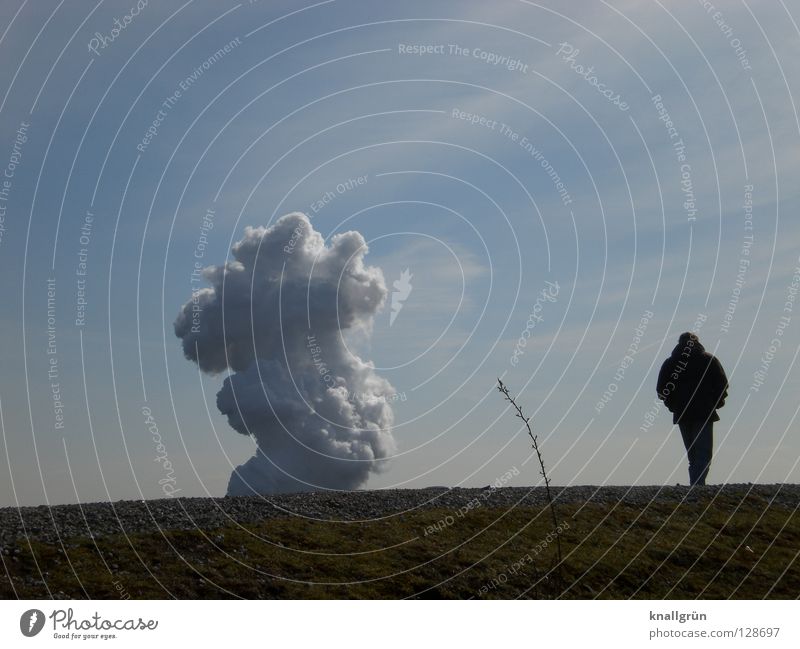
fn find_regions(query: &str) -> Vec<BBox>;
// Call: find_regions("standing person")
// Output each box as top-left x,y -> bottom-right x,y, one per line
657,332 -> 728,486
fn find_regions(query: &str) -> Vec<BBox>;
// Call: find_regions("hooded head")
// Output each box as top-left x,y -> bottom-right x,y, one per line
674,331 -> 704,356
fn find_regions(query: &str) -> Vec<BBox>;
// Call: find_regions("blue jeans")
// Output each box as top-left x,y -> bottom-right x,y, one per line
678,420 -> 713,486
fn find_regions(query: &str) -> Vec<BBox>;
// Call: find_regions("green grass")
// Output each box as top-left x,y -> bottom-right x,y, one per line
2,492 -> 798,599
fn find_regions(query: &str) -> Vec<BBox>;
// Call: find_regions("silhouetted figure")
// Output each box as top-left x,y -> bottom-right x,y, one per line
657,332 -> 728,486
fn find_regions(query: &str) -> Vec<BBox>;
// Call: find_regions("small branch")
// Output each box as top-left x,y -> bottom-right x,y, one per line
497,378 -> 562,566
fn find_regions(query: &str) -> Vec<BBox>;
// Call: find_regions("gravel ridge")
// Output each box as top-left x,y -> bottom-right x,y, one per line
1,484 -> 797,548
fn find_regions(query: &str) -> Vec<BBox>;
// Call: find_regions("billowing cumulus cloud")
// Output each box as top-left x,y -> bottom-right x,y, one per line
175,212 -> 396,495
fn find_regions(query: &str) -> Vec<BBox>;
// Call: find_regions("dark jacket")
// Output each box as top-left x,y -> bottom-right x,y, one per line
657,340 -> 728,424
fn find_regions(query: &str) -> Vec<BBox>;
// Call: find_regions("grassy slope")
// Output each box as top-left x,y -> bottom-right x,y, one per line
2,492 -> 798,599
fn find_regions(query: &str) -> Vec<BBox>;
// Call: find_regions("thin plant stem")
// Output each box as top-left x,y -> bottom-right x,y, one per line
497,378 -> 563,566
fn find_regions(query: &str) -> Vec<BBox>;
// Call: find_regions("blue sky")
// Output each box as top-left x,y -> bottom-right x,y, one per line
1,0 -> 799,505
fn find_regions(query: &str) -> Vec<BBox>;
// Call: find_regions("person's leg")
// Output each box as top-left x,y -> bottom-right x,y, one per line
694,420 -> 713,486
678,421 -> 701,485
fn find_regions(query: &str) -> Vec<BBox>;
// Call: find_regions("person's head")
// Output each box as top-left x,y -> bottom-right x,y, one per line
678,331 -> 702,353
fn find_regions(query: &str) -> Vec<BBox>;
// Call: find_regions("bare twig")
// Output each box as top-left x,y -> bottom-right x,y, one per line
496,378 -> 562,566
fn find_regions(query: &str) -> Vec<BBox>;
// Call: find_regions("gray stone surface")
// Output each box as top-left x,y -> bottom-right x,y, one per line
1,484 -> 797,548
